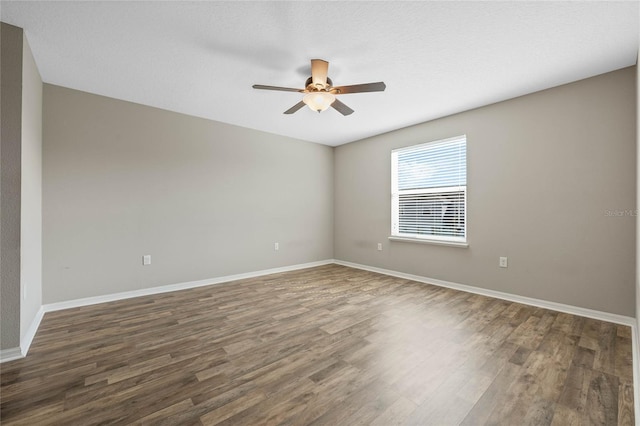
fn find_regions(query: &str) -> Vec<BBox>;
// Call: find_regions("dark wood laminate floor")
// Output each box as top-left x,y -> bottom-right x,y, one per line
0,264 -> 635,425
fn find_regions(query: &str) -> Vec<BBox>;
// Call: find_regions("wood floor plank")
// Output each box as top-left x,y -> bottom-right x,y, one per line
307,378 -> 399,426
586,371 -> 620,425
199,389 -> 266,425
618,381 -> 635,426
0,264 -> 633,425
557,364 -> 592,415
370,396 -> 418,426
460,361 -> 523,425
131,398 -> 195,425
521,395 -> 556,426
214,377 -> 317,426
550,403 -> 582,426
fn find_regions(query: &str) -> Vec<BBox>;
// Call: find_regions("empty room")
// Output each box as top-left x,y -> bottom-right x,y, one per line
1,1 -> 639,425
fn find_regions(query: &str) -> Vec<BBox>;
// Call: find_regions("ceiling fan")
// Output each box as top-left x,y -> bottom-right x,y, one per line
252,59 -> 386,116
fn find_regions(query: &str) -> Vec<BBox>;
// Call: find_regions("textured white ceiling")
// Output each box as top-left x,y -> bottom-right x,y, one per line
2,1 -> 638,146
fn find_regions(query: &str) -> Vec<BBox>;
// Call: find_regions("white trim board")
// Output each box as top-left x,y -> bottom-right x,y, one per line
0,307 -> 45,363
334,259 -> 636,327
43,259 -> 335,313
0,347 -> 23,363
21,306 -> 45,356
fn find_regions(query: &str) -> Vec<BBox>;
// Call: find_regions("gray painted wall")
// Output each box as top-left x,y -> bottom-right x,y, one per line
636,50 -> 639,332
42,85 -> 333,303
1,23 -> 23,350
20,32 -> 43,342
0,23 -> 43,352
334,67 -> 636,317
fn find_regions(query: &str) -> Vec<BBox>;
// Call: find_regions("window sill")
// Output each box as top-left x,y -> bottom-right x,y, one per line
388,236 -> 469,248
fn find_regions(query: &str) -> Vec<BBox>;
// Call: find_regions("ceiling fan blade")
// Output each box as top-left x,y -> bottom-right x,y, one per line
253,84 -> 304,93
311,59 -> 329,87
331,82 -> 386,94
283,101 -> 306,114
331,99 -> 354,116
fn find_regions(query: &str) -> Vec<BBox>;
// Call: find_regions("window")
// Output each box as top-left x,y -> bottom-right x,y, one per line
391,135 -> 467,244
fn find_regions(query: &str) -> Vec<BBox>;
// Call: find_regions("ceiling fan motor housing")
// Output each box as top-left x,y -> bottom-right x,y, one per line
305,77 -> 333,91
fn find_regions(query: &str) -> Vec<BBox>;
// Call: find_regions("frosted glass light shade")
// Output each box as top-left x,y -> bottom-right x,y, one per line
303,92 -> 336,112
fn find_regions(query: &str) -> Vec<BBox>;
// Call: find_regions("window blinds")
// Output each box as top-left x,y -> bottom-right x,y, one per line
392,135 -> 467,242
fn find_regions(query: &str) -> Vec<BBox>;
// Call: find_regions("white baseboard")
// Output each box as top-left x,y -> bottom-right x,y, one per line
334,260 -> 636,326
21,306 -> 45,356
0,347 -> 23,363
43,259 -> 335,313
0,306 -> 45,364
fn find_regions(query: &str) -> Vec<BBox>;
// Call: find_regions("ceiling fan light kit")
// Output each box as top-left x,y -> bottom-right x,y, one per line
303,92 -> 336,112
253,59 -> 386,116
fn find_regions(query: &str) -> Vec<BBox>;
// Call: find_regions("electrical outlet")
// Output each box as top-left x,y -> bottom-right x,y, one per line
377,243 -> 383,251
499,257 -> 508,268
143,255 -> 151,266
274,242 -> 279,251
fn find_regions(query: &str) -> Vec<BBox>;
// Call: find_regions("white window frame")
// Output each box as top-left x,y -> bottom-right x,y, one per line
391,135 -> 467,247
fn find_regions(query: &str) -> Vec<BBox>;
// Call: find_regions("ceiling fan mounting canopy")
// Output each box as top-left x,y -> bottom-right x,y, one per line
252,59 -> 386,115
